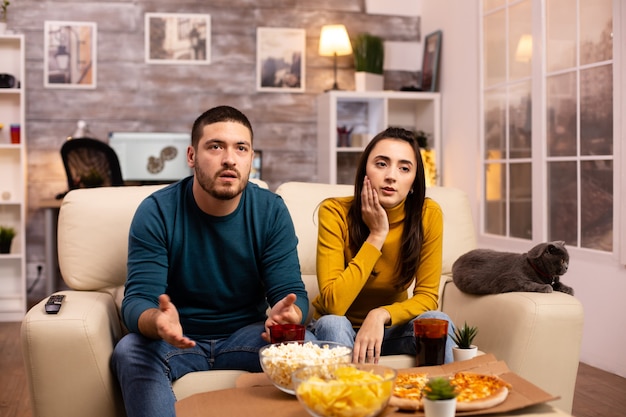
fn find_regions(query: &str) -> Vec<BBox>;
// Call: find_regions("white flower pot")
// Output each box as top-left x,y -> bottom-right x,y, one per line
354,72 -> 383,91
452,345 -> 478,362
423,397 -> 457,417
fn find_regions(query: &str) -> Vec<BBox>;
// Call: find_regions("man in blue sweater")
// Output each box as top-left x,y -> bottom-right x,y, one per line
111,105 -> 310,417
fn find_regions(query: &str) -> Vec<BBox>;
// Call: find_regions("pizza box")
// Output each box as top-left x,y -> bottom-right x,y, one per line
175,353 -> 559,417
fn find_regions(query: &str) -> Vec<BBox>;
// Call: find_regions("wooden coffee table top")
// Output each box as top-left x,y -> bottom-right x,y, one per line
176,354 -> 571,417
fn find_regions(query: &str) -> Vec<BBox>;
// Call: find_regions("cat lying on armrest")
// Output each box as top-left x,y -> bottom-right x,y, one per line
452,241 -> 574,296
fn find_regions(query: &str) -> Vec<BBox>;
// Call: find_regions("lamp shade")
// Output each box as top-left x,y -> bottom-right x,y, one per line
319,24 -> 353,57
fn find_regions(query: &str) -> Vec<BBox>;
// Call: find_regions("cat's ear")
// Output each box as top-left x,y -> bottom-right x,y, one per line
547,244 -> 560,255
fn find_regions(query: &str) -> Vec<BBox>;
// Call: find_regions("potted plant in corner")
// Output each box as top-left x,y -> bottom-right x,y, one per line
422,377 -> 458,417
352,33 -> 384,91
0,1 -> 10,34
451,321 -> 479,362
0,225 -> 15,254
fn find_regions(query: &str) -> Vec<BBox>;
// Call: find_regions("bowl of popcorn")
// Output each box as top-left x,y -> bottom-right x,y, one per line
258,341 -> 352,395
292,363 -> 397,417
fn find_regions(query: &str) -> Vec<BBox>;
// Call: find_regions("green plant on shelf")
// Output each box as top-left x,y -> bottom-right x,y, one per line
352,33 -> 384,75
0,225 -> 15,253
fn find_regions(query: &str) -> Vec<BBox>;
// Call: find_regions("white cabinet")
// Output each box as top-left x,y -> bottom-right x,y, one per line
0,34 -> 26,321
317,91 -> 441,185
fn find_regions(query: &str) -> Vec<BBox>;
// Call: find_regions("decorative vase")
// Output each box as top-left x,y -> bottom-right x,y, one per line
354,72 -> 383,91
423,397 -> 457,417
0,22 -> 7,35
452,345 -> 478,362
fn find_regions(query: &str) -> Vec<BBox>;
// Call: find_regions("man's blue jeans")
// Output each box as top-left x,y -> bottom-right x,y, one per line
309,310 -> 456,363
111,322 -> 315,417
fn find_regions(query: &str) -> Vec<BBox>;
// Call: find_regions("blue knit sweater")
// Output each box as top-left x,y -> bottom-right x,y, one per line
121,177 -> 308,339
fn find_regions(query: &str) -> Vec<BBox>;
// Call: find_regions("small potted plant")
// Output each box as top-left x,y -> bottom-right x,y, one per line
0,1 -> 10,34
451,321 -> 479,362
352,33 -> 384,91
422,377 -> 458,417
0,225 -> 15,254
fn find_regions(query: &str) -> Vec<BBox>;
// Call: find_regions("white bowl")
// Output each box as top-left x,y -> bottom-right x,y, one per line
292,363 -> 397,417
259,341 -> 352,395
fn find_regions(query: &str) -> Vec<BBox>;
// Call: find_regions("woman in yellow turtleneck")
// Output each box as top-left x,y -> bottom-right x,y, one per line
310,127 -> 455,364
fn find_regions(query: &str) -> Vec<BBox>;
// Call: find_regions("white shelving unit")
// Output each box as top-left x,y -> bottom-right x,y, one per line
317,90 -> 441,185
0,34 -> 27,321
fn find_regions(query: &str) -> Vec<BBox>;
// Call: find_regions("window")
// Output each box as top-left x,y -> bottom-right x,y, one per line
482,0 -> 533,240
481,0 -> 614,252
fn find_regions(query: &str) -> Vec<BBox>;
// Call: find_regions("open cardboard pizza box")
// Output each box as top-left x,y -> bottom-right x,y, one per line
175,353 -> 559,417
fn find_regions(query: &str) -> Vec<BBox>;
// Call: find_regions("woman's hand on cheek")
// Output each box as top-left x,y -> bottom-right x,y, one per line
361,177 -> 389,249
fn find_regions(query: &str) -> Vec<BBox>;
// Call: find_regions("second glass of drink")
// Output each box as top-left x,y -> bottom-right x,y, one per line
414,318 -> 448,366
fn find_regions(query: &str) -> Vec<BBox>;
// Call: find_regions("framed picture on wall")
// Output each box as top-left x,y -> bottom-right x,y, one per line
145,13 -> 211,64
420,30 -> 442,92
256,27 -> 305,92
44,21 -> 97,89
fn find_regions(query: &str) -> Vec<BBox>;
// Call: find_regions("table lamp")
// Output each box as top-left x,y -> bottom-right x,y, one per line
319,24 -> 353,90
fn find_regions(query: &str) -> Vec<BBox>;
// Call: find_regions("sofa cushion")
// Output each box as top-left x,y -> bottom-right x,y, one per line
58,184 -> 167,291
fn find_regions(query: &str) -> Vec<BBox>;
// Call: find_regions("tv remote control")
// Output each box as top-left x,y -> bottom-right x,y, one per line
45,294 -> 65,314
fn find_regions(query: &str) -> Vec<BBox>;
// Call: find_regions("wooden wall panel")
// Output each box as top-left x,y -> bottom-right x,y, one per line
5,0 -> 420,280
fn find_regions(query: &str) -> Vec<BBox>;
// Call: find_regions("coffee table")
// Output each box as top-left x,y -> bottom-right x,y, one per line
175,385 -> 573,417
175,354 -> 573,417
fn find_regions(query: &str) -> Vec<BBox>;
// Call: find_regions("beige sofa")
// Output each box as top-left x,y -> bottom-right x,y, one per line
21,181 -> 584,417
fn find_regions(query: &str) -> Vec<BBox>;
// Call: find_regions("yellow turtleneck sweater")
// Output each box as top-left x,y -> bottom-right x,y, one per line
312,196 -> 443,327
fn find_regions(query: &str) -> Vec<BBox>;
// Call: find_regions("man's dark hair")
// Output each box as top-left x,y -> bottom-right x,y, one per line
191,105 -> 253,148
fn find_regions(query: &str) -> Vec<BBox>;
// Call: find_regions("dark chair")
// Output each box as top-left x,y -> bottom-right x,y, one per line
60,138 -> 124,192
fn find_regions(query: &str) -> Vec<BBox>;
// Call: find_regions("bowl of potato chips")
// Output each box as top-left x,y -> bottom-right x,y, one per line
259,341 -> 352,395
292,363 -> 397,417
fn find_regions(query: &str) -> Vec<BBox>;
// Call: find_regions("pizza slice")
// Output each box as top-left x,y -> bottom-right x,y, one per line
389,371 -> 511,412
389,372 -> 429,410
452,372 -> 511,411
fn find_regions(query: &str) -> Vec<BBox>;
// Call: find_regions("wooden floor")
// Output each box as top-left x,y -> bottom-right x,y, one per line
1,320 -> 625,417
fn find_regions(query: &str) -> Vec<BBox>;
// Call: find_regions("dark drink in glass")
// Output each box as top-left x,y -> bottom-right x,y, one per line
416,334 -> 447,366
413,318 -> 448,366
269,323 -> 305,343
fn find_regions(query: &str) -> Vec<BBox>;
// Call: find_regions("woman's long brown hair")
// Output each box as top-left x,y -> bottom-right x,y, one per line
347,127 -> 426,289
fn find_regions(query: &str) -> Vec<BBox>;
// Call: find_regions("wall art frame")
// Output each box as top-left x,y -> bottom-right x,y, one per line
256,27 -> 305,92
145,13 -> 211,65
421,30 -> 442,92
44,21 -> 97,89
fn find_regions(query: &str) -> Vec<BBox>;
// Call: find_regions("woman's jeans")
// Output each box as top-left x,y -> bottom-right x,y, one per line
309,310 -> 456,364
111,322 -> 314,417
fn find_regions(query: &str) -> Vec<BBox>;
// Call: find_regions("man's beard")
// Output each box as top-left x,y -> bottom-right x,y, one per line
194,165 -> 248,200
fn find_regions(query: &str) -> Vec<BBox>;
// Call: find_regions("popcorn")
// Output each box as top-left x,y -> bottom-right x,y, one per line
259,341 -> 352,393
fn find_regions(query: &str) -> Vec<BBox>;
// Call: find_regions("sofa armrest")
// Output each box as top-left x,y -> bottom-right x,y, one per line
21,290 -> 126,417
440,282 -> 583,414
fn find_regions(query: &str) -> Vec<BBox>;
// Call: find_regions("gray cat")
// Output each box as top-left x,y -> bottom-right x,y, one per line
452,241 -> 573,295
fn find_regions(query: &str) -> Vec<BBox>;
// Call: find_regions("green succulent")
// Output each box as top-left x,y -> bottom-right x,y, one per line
451,321 -> 479,349
422,377 -> 458,401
